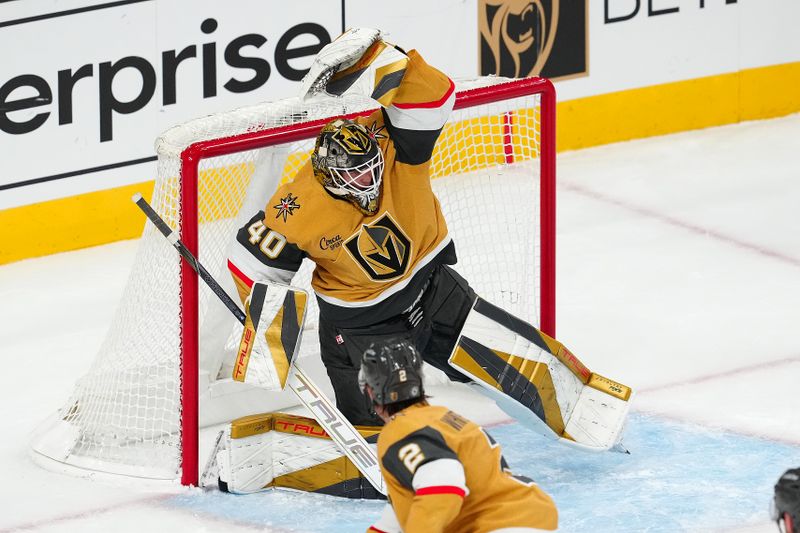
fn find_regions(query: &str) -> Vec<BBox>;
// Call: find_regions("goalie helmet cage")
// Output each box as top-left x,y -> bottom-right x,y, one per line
31,76 -> 555,486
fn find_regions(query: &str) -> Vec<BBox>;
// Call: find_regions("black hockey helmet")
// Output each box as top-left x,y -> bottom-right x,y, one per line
311,118 -> 384,215
773,468 -> 800,532
359,338 -> 424,406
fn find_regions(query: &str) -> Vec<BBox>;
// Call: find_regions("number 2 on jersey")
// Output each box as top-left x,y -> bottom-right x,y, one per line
398,442 -> 426,473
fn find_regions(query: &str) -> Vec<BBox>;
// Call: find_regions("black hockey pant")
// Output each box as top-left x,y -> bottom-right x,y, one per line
317,265 -> 475,426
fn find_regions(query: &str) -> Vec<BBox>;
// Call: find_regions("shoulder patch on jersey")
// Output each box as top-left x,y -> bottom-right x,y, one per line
383,426 -> 457,490
365,121 -> 387,141
273,193 -> 301,222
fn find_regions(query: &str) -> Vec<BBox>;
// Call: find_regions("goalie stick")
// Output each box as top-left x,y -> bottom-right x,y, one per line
132,193 -> 386,495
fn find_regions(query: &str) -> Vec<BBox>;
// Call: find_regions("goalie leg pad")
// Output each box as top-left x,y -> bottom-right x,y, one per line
449,298 -> 633,451
232,282 -> 308,390
206,412 -> 385,499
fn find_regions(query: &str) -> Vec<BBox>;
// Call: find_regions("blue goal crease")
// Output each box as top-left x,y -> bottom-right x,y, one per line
166,413 -> 800,533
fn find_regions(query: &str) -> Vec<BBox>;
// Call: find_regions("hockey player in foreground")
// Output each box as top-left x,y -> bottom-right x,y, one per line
228,28 -> 632,452
361,339 -> 558,533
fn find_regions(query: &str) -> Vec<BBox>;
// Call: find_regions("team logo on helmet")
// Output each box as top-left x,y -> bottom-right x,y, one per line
359,338 -> 425,406
345,213 -> 411,281
332,124 -> 373,155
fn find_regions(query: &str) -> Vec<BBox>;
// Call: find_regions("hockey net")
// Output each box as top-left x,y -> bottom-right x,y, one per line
31,76 -> 555,485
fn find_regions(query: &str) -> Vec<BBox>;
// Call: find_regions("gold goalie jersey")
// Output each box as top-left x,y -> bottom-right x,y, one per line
228,49 -> 458,326
369,403 -> 558,533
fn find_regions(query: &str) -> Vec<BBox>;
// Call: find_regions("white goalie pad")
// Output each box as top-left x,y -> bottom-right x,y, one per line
201,413 -> 382,497
449,298 -> 633,452
231,282 -> 308,390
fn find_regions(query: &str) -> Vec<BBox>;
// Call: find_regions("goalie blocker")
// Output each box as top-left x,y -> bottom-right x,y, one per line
450,297 -> 632,451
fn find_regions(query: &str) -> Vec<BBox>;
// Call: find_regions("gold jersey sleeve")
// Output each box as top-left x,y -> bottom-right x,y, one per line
377,403 -> 558,533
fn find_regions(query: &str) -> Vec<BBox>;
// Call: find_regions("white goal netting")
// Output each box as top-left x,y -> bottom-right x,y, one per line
31,76 -> 553,483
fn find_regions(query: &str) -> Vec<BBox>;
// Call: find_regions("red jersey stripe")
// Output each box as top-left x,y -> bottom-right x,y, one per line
415,485 -> 466,498
227,259 -> 254,288
392,79 -> 455,109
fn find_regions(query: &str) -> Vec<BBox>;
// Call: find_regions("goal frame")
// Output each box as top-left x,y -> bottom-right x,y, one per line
177,76 -> 556,485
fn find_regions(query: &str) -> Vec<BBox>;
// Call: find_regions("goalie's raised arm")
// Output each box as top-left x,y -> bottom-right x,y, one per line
300,28 -> 455,135
308,28 -> 456,168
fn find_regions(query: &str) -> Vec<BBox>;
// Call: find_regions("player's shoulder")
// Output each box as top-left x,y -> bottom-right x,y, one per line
379,404 -> 447,444
265,165 -> 326,232
355,111 -> 390,147
379,406 -> 462,485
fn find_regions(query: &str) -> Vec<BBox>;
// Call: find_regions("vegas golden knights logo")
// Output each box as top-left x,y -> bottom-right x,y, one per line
345,213 -> 411,281
334,125 -> 372,155
479,0 -> 587,80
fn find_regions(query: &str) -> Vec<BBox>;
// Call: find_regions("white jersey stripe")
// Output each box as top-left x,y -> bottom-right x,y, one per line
412,458 -> 468,496
228,239 -> 295,285
385,89 -> 456,131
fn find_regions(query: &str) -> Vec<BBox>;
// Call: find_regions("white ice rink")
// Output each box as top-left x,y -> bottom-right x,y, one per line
1,113 -> 799,532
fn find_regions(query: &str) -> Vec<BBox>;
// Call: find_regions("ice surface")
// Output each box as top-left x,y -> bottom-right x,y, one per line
2,113 -> 799,532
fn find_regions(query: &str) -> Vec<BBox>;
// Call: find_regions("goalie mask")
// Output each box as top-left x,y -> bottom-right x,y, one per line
359,339 -> 424,406
312,119 -> 384,215
773,468 -> 800,533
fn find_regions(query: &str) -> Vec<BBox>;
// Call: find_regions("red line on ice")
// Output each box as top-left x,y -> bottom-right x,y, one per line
561,181 -> 800,269
638,355 -> 800,394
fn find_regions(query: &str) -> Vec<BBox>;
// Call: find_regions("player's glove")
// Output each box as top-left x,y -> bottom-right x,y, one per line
299,27 -> 408,106
300,27 -> 384,99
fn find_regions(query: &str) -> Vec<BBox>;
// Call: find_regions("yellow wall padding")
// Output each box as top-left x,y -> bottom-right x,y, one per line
0,181 -> 154,265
